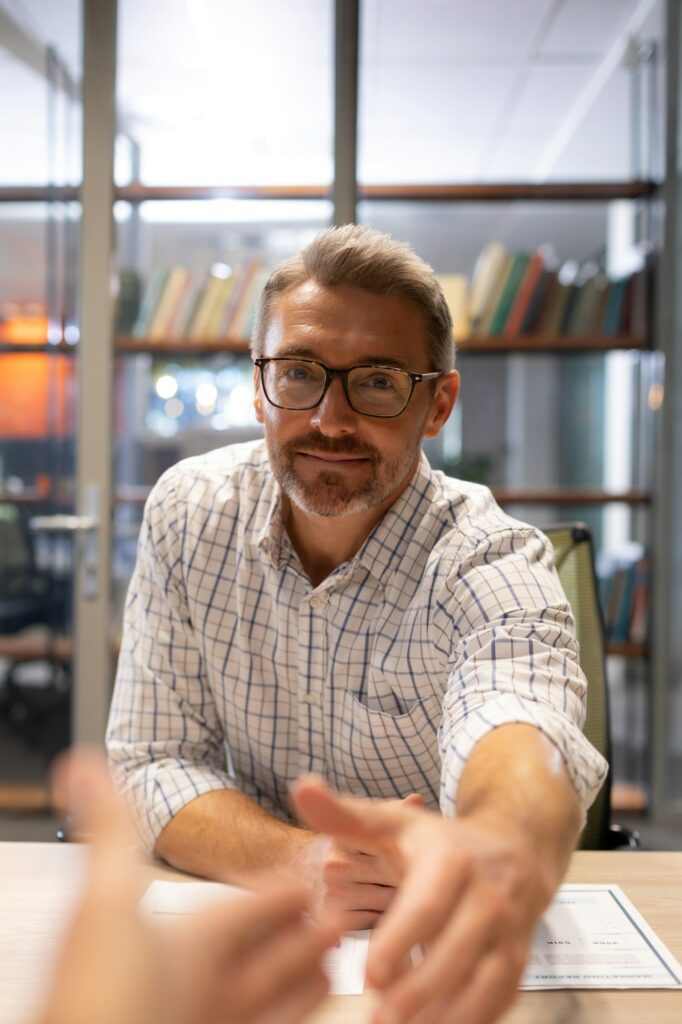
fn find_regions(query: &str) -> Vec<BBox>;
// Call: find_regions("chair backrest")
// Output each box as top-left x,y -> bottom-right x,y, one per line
543,522 -> 611,850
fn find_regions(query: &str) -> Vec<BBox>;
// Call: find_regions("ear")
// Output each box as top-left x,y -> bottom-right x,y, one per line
253,362 -> 265,424
422,370 -> 459,439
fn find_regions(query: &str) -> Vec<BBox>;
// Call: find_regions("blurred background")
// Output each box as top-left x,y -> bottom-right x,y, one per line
0,0 -> 681,847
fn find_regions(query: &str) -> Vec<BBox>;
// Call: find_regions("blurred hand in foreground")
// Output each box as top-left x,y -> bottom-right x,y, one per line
38,749 -> 340,1024
292,773 -> 561,1024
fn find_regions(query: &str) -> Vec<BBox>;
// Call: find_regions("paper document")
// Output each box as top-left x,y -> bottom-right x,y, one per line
141,880 -> 369,995
521,884 -> 682,989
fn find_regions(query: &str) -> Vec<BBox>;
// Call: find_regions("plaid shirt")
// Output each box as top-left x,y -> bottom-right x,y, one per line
107,440 -> 607,852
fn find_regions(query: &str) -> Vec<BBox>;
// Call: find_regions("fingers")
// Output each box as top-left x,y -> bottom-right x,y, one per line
366,847 -> 473,988
51,747 -> 134,850
370,885 -> 510,1021
190,889 -> 340,1024
50,748 -> 139,899
395,949 -> 523,1024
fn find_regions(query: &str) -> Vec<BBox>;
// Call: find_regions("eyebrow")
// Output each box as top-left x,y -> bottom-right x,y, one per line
274,344 -> 410,370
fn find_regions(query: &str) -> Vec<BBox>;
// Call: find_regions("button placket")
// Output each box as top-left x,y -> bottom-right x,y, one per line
296,592 -> 328,775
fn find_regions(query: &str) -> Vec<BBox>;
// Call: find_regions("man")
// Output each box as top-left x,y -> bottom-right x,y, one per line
108,224 -> 607,1023
38,750 -> 339,1024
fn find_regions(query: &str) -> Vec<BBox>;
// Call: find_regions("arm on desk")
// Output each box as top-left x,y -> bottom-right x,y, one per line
292,723 -> 583,1024
155,787 -> 422,929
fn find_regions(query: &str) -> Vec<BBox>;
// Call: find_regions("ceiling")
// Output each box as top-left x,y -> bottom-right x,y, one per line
0,0 -> 666,186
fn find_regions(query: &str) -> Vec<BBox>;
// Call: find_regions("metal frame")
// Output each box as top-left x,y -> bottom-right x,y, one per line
651,1 -> 682,815
73,0 -> 117,744
333,0 -> 359,225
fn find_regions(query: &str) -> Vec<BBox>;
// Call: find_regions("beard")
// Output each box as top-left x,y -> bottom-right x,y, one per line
265,430 -> 421,518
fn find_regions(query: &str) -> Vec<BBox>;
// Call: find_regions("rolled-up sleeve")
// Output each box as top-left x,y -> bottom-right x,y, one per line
107,472 -> 237,853
437,526 -> 609,818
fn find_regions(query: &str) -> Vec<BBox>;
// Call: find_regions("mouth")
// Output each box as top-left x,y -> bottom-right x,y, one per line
297,451 -> 369,464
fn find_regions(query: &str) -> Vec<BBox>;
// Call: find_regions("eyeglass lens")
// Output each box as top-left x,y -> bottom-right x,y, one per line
262,360 -> 412,416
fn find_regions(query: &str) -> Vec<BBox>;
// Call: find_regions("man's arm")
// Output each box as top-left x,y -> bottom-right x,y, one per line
292,722 -> 583,1024
155,787 -> 419,929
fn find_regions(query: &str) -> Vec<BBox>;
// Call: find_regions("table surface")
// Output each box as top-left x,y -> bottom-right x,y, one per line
0,844 -> 680,1024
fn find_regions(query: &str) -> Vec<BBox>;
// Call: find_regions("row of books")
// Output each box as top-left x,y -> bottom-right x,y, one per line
597,546 -> 650,647
129,260 -> 269,342
436,242 -> 652,341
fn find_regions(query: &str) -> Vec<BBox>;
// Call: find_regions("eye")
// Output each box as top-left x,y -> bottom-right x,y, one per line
356,370 -> 399,391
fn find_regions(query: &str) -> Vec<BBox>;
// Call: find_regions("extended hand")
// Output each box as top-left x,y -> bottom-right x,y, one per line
40,751 -> 340,1024
291,792 -> 424,930
292,775 -> 555,1024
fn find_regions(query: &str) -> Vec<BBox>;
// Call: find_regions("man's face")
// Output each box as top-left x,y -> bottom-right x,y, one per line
254,281 -> 458,518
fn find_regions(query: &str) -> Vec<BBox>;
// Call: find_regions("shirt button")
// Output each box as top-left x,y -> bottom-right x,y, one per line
301,692 -> 319,705
309,594 -> 327,609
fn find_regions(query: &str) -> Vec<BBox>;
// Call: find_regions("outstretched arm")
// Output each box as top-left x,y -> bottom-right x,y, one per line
292,722 -> 582,1024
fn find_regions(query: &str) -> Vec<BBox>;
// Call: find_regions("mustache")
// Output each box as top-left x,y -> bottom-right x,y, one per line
281,434 -> 380,463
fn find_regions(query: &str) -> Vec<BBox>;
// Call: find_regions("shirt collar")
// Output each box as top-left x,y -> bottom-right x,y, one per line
354,451 -> 437,584
256,449 -> 437,580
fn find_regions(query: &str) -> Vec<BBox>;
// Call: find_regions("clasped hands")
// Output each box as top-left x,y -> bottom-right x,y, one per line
290,776 -> 556,1024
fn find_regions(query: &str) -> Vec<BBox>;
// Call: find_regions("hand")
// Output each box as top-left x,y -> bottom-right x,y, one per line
38,750 -> 340,1024
292,775 -> 555,1024
291,793 -> 424,930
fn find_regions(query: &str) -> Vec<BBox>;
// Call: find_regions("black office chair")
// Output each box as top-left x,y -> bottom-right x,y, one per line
544,522 -> 640,850
0,502 -> 71,753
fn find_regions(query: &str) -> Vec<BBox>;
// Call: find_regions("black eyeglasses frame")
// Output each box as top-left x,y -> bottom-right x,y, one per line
253,355 -> 444,419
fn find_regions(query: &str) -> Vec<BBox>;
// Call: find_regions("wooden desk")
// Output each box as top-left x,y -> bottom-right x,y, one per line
0,845 -> 680,1024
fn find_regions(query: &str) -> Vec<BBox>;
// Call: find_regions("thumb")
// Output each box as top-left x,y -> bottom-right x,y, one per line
291,774 -> 403,853
402,793 -> 425,809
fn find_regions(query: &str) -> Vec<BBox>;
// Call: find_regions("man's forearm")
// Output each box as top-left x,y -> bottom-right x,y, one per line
154,789 -> 312,884
456,723 -> 583,898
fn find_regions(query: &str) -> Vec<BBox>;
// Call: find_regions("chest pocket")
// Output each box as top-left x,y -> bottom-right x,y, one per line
326,689 -> 443,808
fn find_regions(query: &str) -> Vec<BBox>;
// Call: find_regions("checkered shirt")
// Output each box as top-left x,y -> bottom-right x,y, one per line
107,439 -> 608,852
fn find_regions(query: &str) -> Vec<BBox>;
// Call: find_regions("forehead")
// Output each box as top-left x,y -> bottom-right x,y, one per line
264,281 -> 431,368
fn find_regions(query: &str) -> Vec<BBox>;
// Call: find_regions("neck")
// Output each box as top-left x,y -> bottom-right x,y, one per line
282,471 -> 416,587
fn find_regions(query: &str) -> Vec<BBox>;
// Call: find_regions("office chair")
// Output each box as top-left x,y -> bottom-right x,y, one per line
544,522 -> 639,850
0,502 -> 71,753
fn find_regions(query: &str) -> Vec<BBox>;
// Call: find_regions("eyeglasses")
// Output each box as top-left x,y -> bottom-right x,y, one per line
253,356 -> 443,419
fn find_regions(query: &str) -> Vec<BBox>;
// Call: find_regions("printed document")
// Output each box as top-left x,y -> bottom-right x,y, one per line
521,884 -> 682,989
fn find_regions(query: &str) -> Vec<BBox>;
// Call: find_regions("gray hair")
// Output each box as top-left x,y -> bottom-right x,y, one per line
252,224 -> 454,372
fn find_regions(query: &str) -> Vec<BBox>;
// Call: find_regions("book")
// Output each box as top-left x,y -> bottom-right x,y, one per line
469,242 -> 508,334
187,272 -> 229,339
148,267 -> 193,340
523,268 -> 559,333
479,253 -> 514,336
132,268 -> 169,338
504,248 -> 547,336
488,252 -> 530,336
435,273 -> 469,341
629,556 -> 651,645
601,277 -> 628,335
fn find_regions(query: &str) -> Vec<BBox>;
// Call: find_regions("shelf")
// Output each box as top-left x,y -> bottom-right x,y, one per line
0,341 -> 75,355
0,782 -> 51,813
115,336 -> 251,356
0,180 -> 659,205
0,633 -> 72,663
0,488 -> 53,506
493,489 -> 651,506
606,642 -> 649,659
457,335 -> 650,354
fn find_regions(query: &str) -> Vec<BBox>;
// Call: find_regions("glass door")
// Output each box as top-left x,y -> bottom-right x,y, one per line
0,2 -> 83,808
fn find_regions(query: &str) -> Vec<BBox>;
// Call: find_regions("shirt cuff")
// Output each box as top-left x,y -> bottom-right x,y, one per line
438,693 -> 609,819
110,755 -> 239,855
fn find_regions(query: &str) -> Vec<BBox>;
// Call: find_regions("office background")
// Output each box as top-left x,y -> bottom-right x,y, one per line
0,0 -> 681,847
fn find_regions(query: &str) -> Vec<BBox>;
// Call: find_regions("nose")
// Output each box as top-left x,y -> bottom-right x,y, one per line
309,377 -> 358,436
